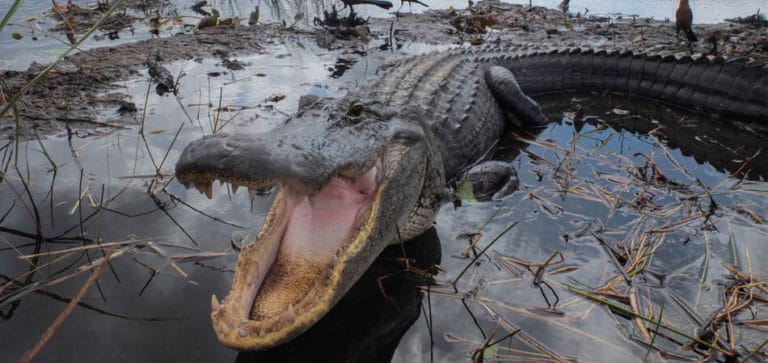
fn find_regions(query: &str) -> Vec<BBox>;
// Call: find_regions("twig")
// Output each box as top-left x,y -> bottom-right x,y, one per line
19,251 -> 114,362
740,338 -> 768,363
476,300 -> 571,363
565,284 -> 733,355
452,221 -> 518,291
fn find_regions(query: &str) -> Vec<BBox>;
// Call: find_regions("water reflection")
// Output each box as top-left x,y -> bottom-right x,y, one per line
537,93 -> 768,180
395,92 -> 768,361
1,3 -> 767,358
236,227 -> 441,363
2,86 -> 766,360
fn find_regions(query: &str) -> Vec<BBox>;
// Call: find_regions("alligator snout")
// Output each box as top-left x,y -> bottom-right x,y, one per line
175,109 -> 427,197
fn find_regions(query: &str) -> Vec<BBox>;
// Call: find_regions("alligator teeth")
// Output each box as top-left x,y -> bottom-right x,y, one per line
231,182 -> 240,194
217,322 -> 230,335
211,294 -> 222,311
248,187 -> 258,202
308,195 -> 318,208
280,304 -> 296,324
329,254 -> 339,267
257,184 -> 276,195
237,328 -> 248,338
193,181 -> 213,199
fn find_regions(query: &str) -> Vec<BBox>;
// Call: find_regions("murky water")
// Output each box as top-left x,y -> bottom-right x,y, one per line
2,1 -> 768,362
392,98 -> 768,361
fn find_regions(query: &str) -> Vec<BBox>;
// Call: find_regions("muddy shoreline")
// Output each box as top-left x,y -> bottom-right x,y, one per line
1,0 -> 766,139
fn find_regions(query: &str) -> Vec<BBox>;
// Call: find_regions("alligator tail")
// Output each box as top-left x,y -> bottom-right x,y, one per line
507,49 -> 767,121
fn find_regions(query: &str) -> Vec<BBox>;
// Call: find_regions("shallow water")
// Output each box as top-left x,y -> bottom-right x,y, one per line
2,1 -> 768,362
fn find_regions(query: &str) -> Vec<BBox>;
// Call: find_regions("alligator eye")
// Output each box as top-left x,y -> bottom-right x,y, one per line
346,101 -> 365,121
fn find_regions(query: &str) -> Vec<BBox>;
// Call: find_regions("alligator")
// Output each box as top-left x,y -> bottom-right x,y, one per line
175,45 -> 768,350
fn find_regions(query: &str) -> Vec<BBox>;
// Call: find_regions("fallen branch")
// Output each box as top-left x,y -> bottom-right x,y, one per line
19,251 -> 114,363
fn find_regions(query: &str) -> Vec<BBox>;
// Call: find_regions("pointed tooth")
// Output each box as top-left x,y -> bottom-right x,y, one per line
237,328 -> 248,338
308,195 -> 317,208
248,187 -> 258,201
231,183 -> 240,193
211,294 -> 221,311
257,184 -> 275,195
218,323 -> 230,335
329,254 -> 339,267
193,181 -> 205,195
281,304 -> 296,324
258,330 -> 266,337
191,180 -> 213,199
203,182 -> 213,199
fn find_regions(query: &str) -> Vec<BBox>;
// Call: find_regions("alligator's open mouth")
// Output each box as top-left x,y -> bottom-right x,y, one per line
179,162 -> 385,350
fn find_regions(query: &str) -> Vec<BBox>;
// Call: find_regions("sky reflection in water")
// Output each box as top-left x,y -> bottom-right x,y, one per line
1,1 -> 767,362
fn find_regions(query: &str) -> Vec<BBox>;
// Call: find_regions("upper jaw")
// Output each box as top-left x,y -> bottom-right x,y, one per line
174,129 -> 377,196
174,103 -> 427,196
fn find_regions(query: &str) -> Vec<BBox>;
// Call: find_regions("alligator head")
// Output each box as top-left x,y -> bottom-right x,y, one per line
175,96 -> 445,350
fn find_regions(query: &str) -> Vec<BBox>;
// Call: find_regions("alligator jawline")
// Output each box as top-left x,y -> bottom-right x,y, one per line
207,164 -> 383,350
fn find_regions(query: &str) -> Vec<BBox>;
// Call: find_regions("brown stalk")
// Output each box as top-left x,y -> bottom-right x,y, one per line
476,300 -> 572,363
19,251 -> 114,363
730,147 -> 762,178
527,191 -> 564,213
646,214 -> 703,233
17,239 -> 148,259
489,251 -> 523,278
40,249 -> 131,290
459,232 -> 484,258
628,285 -> 653,343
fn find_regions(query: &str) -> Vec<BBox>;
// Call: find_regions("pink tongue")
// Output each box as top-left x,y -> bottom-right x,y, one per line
281,169 -> 378,260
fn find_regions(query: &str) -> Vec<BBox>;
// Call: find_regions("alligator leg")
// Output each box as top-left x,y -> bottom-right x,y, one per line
460,160 -> 520,201
455,65 -> 554,201
459,66 -> 553,201
484,66 -> 550,127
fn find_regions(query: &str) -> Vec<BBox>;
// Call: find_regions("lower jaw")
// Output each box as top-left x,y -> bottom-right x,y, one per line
214,183 -> 381,349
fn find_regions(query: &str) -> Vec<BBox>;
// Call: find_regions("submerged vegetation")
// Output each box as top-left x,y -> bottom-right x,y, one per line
1,0 -> 767,361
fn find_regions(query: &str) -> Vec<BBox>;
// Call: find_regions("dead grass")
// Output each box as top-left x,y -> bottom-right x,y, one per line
424,114 -> 768,361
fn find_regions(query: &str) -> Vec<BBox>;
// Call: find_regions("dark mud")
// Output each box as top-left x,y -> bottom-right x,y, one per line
2,0 -> 767,139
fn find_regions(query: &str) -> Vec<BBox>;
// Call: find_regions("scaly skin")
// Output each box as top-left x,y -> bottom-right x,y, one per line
175,45 -> 768,350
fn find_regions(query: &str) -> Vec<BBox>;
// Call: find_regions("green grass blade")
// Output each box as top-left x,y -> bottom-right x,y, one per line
0,0 -> 25,33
